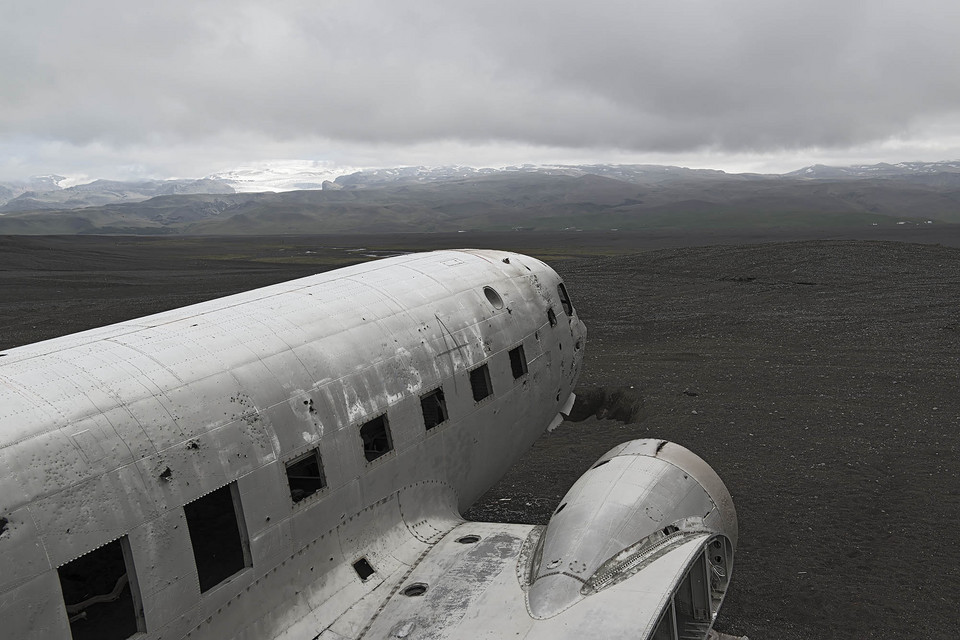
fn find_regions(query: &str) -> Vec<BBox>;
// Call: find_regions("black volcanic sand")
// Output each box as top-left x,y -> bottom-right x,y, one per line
2,232 -> 959,639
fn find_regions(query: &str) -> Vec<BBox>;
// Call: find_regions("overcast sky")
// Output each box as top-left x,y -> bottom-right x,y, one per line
3,0 -> 960,181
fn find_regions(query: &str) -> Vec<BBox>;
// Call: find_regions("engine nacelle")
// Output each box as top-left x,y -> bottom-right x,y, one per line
522,439 -> 737,639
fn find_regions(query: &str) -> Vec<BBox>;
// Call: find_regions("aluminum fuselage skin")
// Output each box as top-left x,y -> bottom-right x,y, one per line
0,249 -> 585,639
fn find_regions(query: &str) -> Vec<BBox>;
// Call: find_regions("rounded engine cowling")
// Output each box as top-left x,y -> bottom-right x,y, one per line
525,439 -> 737,623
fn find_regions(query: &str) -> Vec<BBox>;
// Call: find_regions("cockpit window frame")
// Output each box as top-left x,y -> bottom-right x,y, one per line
557,282 -> 574,316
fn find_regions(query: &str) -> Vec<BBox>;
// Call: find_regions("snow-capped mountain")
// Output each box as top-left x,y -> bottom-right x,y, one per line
0,178 -> 235,212
206,161 -> 363,192
787,160 -> 960,179
5,159 -> 960,214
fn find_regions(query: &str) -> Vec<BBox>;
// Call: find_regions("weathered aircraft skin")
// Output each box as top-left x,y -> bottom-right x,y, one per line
0,249 -> 736,640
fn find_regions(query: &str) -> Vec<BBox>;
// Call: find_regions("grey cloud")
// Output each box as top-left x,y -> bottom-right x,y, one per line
2,0 -> 960,177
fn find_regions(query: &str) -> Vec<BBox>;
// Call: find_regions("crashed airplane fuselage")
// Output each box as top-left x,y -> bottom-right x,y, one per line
0,249 -> 736,639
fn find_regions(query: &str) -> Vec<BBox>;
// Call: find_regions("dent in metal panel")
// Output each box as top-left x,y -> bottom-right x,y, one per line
0,505 -> 51,593
0,569 -> 71,640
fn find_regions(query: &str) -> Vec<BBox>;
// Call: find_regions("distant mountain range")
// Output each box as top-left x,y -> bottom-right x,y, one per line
785,161 -> 960,179
0,177 -> 235,212
2,161 -> 959,234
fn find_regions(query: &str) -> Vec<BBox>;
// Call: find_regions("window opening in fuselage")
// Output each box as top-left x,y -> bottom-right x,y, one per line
58,536 -> 144,640
420,387 -> 449,430
509,345 -> 528,379
360,414 -> 393,462
470,363 -> 494,402
558,282 -> 574,316
285,449 -> 327,503
183,482 -> 251,593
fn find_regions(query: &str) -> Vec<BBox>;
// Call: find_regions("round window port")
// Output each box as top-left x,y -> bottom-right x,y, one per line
403,583 -> 428,597
456,535 -> 481,544
483,286 -> 504,310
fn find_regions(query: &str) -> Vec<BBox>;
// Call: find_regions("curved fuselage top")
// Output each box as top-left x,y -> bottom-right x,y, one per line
0,249 -> 585,621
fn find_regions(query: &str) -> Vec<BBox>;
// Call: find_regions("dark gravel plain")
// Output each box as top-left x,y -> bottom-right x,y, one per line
2,229 -> 959,639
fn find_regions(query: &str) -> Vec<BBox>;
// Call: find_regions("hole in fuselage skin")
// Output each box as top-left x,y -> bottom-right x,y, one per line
554,503 -> 567,515
592,459 -> 610,470
353,558 -> 375,581
456,535 -> 481,544
403,583 -> 428,597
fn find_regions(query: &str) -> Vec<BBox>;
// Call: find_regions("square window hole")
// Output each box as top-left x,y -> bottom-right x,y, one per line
184,482 -> 251,592
285,449 -> 326,503
58,537 -> 144,640
509,345 -> 528,379
420,387 -> 448,430
360,414 -> 393,462
470,364 -> 493,402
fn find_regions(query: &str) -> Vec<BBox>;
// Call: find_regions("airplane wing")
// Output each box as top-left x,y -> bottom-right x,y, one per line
278,440 -> 737,640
